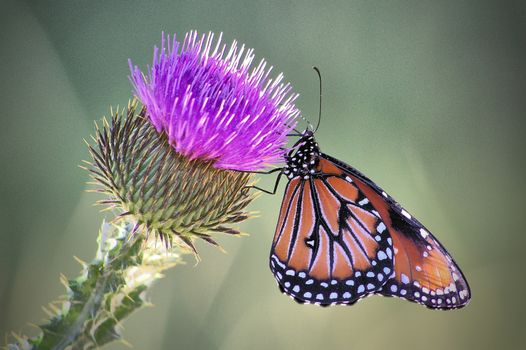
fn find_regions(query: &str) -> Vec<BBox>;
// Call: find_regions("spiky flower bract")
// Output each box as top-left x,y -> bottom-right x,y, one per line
85,101 -> 254,251
129,31 -> 300,171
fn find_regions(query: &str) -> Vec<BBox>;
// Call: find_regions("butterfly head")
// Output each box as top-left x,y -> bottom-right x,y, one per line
283,130 -> 320,180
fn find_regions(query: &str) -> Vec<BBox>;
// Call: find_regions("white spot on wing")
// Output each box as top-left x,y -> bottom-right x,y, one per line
359,198 -> 369,206
386,247 -> 393,259
377,251 -> 387,260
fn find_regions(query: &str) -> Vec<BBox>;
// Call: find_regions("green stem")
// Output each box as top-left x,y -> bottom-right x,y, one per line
6,220 -> 186,350
51,269 -> 110,350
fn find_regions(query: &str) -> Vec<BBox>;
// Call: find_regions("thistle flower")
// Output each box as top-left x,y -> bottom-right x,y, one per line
7,31 -> 300,350
83,31 -> 300,249
86,101 -> 253,251
129,31 -> 300,171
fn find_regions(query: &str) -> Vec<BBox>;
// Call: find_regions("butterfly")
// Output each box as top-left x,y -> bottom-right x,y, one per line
269,129 -> 471,309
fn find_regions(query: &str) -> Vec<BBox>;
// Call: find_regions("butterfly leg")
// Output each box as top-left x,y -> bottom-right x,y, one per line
246,171 -> 283,195
240,168 -> 283,175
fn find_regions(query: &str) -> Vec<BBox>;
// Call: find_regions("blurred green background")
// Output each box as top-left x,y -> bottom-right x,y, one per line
1,0 -> 524,349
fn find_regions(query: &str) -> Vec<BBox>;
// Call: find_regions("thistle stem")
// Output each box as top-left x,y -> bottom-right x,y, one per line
7,219 -> 185,350
51,269 -> 110,350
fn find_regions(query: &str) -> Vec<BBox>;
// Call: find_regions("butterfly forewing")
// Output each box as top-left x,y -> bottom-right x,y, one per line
322,153 -> 471,309
270,161 -> 394,305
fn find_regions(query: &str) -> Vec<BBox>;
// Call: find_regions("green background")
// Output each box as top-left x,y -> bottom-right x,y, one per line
1,0 -> 524,349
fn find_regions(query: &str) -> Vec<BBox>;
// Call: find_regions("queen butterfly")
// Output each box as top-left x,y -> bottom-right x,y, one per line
269,129 -> 471,309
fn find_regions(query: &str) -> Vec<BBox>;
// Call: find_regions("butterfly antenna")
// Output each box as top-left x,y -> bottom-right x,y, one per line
312,66 -> 323,134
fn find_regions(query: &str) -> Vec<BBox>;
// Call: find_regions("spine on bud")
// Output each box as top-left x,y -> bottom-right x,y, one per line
84,101 -> 255,253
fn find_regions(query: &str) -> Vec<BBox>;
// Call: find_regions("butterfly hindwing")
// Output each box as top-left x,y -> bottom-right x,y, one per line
321,153 -> 471,309
270,161 -> 394,306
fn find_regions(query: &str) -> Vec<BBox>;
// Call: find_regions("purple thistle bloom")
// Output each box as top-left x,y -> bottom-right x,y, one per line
129,31 -> 300,171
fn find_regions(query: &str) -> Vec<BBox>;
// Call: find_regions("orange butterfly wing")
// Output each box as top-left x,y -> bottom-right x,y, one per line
322,153 -> 471,309
270,159 -> 394,305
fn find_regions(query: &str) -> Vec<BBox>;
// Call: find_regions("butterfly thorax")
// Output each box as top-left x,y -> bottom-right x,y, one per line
283,131 -> 320,180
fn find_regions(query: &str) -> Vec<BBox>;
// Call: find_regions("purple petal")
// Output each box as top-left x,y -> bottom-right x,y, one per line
129,31 -> 300,171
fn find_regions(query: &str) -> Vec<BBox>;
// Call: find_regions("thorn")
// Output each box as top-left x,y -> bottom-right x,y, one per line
27,322 -> 40,331
59,273 -> 70,288
248,210 -> 261,218
118,211 -> 132,218
48,303 -> 60,314
178,235 -> 201,262
192,232 -> 227,254
119,338 -> 133,348
41,306 -> 53,317
212,226 -> 240,235
97,199 -> 120,205
10,331 -> 28,344
85,189 -> 107,195
73,255 -> 87,267
100,206 -> 117,212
